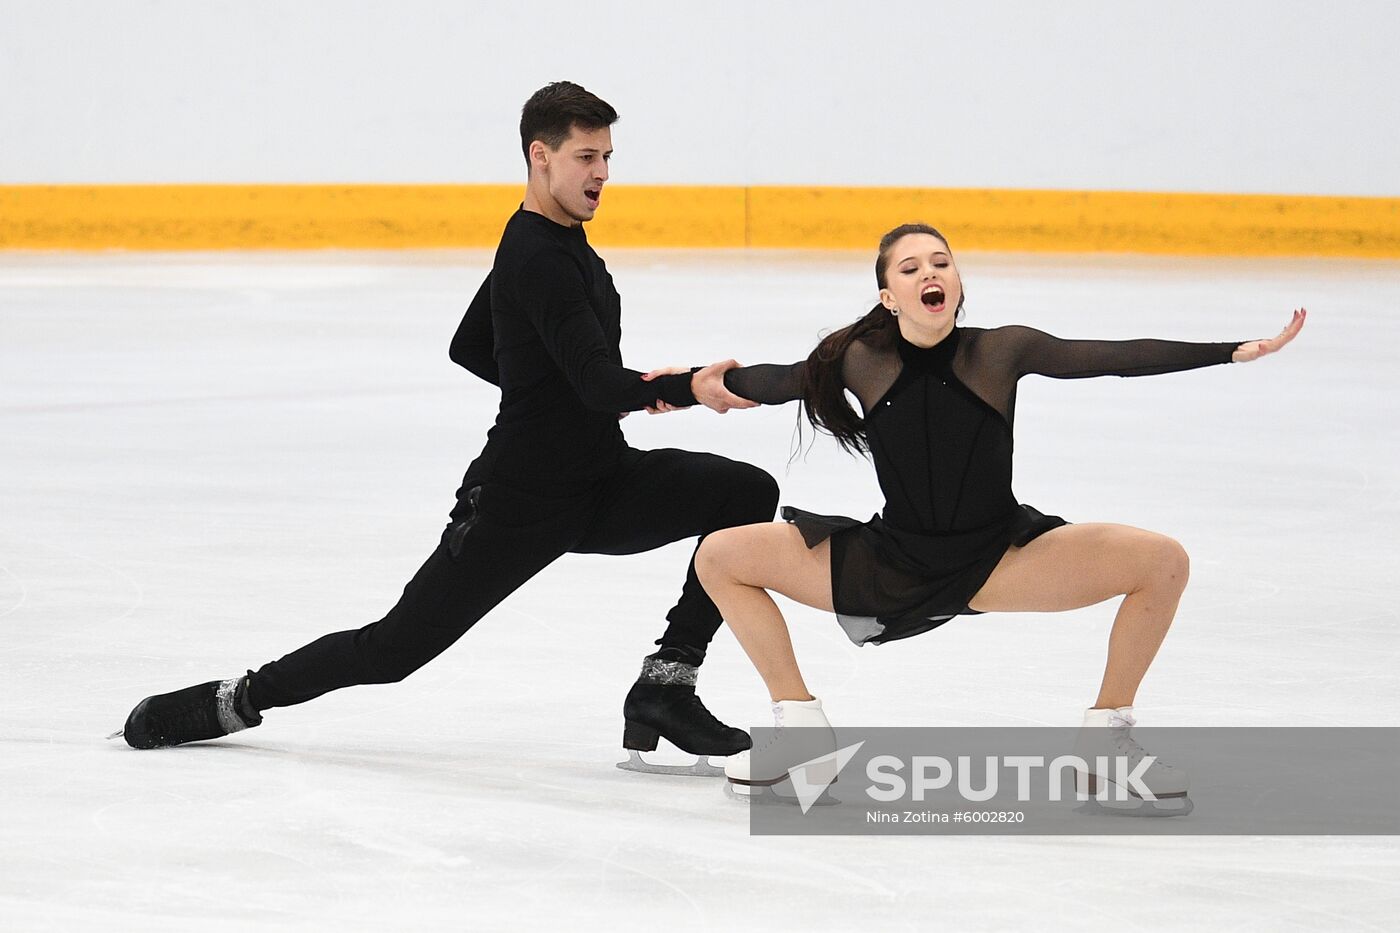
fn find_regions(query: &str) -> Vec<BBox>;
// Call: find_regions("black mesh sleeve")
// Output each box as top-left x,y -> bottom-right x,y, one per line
723,361 -> 808,405
1001,325 -> 1239,379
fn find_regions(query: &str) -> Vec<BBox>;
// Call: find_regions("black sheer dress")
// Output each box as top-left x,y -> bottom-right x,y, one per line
724,325 -> 1239,646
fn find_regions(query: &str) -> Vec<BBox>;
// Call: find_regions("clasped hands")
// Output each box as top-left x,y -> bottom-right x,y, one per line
635,359 -> 759,415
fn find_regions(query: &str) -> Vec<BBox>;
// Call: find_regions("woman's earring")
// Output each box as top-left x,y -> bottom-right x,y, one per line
889,306 -> 900,317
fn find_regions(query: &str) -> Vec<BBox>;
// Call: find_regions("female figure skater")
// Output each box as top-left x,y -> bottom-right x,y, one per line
690,223 -> 1304,801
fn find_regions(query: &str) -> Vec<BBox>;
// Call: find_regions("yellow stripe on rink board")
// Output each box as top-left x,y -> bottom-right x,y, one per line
586,185 -> 748,247
747,187 -> 1400,257
0,185 -> 523,250
0,184 -> 748,251
1,184 -> 1397,256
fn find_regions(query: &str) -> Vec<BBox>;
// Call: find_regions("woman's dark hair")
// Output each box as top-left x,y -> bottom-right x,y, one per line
519,81 -> 618,168
799,222 -> 963,456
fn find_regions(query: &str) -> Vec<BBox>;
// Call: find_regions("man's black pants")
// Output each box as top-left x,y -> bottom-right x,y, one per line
248,447 -> 779,709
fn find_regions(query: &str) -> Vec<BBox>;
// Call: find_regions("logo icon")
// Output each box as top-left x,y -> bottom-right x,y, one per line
787,741 -> 866,814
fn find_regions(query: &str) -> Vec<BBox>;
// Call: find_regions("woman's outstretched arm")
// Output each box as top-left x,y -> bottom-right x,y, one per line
1006,309 -> 1306,379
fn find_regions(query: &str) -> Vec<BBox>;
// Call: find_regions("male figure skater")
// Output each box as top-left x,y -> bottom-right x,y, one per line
117,81 -> 775,774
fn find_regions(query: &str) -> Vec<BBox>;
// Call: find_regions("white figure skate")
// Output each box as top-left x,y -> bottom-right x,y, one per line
1073,706 -> 1192,817
724,697 -> 841,807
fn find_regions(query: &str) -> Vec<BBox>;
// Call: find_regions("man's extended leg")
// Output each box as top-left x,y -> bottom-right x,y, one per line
574,447 -> 779,771
119,483 -> 585,747
249,516 -> 567,709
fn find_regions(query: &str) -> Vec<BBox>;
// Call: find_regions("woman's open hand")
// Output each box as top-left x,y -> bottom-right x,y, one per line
1233,308 -> 1306,362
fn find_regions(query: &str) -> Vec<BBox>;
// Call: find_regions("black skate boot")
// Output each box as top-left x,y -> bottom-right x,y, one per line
113,673 -> 262,749
617,647 -> 750,777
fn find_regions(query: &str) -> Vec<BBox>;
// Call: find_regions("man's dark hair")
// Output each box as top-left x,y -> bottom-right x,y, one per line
519,81 -> 618,168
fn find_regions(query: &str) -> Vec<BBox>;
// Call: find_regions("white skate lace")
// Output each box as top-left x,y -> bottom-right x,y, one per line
742,702 -> 834,784
1106,710 -> 1176,773
751,701 -> 797,756
751,702 -> 785,753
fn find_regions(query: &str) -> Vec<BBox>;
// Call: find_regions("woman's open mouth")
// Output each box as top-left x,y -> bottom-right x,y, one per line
921,284 -> 946,312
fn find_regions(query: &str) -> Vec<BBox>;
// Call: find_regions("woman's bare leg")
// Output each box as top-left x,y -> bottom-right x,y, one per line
695,523 -> 834,702
969,523 -> 1190,708
700,520 -> 1187,709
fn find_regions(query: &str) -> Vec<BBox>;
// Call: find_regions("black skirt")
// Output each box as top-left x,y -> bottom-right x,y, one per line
782,504 -> 1068,646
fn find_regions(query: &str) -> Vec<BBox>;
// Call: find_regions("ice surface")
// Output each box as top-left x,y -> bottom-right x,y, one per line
2,249 -> 1397,930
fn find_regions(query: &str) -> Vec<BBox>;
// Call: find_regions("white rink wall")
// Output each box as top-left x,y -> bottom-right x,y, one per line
3,0 -> 1398,195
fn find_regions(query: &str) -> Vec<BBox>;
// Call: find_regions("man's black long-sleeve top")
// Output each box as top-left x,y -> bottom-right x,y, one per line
451,208 -> 696,492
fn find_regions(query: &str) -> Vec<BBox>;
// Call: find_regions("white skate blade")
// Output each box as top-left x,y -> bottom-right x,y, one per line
615,749 -> 726,778
723,778 -> 839,808
1075,795 -> 1194,818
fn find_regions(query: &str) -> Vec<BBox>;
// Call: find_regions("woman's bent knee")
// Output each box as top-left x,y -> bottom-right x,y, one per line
696,527 -> 743,583
698,523 -> 798,589
1141,533 -> 1190,589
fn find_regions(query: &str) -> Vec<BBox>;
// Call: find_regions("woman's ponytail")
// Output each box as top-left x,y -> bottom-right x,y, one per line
798,303 -> 897,455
